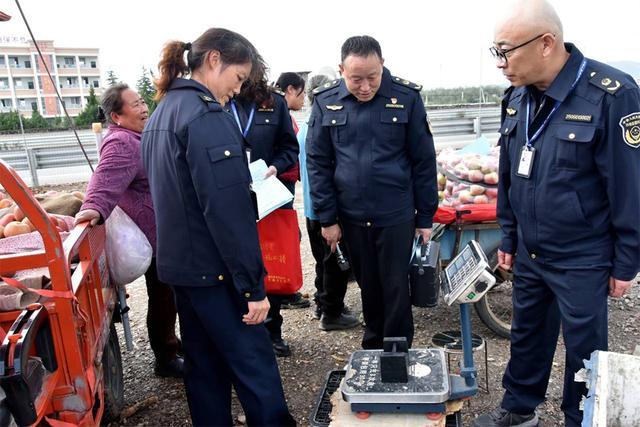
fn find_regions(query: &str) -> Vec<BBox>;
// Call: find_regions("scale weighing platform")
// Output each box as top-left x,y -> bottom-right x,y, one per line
342,346 -> 451,413
336,240 -> 495,415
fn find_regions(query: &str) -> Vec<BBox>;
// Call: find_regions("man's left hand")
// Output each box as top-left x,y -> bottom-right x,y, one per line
415,228 -> 432,242
609,277 -> 634,298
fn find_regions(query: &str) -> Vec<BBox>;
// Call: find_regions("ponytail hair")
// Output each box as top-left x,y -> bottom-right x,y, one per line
155,41 -> 189,101
154,28 -> 258,101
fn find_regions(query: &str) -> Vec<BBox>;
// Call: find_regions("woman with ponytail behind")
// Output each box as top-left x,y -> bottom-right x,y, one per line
140,28 -> 295,426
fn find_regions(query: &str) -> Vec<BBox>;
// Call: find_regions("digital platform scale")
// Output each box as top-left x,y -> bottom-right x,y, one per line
336,241 -> 495,416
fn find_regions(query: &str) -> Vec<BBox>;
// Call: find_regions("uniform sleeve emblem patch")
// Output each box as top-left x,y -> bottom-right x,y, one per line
619,112 -> 640,148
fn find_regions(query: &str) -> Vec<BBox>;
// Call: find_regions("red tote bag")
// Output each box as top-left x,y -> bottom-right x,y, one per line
256,209 -> 303,295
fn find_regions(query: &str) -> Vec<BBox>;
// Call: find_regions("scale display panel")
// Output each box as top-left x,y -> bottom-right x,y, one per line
441,240 -> 496,305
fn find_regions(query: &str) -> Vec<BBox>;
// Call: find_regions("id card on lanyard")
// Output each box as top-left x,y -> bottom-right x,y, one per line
516,58 -> 588,179
230,100 -> 255,163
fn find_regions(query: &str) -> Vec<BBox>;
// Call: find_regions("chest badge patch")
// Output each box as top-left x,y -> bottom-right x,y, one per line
506,107 -> 517,116
257,103 -> 274,112
619,112 -> 640,148
564,113 -> 592,123
326,105 -> 344,111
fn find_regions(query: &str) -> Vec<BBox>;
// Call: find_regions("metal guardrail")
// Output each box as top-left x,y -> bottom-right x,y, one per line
0,107 -> 501,186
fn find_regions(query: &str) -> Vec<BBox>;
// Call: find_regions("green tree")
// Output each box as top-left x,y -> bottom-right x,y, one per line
0,110 -> 22,132
106,70 -> 120,87
136,67 -> 157,114
26,107 -> 49,129
74,86 -> 100,127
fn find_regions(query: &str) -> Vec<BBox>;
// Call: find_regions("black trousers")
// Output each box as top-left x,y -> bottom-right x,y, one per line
306,218 -> 349,317
341,220 -> 415,349
264,294 -> 283,341
144,258 -> 180,365
173,284 -> 296,427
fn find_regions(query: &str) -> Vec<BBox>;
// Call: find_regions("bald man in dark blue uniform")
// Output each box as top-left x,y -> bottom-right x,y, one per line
306,35 -> 438,350
474,2 -> 640,426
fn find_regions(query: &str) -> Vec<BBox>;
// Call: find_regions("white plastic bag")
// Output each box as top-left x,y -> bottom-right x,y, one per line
105,206 -> 152,285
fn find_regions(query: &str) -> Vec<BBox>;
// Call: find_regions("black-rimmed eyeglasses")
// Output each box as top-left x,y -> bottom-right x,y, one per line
490,33 -> 545,65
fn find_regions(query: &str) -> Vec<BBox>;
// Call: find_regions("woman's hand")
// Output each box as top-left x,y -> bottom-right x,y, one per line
74,209 -> 101,226
243,297 -> 270,325
264,165 -> 278,178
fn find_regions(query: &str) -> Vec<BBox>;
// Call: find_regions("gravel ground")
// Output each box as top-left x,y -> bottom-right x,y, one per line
32,183 -> 640,426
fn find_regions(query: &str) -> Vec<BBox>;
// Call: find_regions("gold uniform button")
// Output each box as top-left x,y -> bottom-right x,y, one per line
218,274 -> 224,281
224,150 -> 231,157
265,119 -> 270,123
568,133 -> 576,140
366,221 -> 372,227
530,253 -> 537,259
392,117 -> 398,122
244,292 -> 251,298
331,119 -> 337,124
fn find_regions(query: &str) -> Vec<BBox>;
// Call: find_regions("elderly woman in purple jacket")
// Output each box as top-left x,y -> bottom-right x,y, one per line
75,83 -> 183,378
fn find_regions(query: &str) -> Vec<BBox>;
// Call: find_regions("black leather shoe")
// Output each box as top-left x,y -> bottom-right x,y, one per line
154,356 -> 184,378
315,305 -> 351,320
281,292 -> 311,309
320,312 -> 361,331
472,407 -> 539,427
272,338 -> 291,357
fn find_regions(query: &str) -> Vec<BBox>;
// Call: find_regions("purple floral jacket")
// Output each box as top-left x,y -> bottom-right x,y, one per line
81,125 -> 157,254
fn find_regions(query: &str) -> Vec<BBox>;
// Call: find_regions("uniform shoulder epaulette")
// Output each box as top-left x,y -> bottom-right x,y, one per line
270,86 -> 286,97
391,76 -> 422,91
313,79 -> 341,95
199,94 -> 217,104
588,71 -> 623,95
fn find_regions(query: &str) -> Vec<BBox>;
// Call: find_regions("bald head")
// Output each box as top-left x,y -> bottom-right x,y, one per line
496,0 -> 563,44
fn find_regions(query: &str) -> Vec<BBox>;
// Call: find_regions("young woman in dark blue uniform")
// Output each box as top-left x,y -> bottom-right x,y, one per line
229,68 -> 301,357
140,28 -> 295,427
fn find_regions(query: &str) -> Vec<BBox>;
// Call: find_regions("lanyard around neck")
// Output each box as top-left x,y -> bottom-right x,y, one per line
525,58 -> 588,149
230,100 -> 255,138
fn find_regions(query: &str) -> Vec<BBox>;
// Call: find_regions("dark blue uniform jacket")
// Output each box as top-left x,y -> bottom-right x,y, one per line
141,78 -> 266,301
498,44 -> 640,280
233,91 -> 298,172
306,67 -> 438,228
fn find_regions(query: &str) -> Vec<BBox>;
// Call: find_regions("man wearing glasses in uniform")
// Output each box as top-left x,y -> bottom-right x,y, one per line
473,1 -> 640,426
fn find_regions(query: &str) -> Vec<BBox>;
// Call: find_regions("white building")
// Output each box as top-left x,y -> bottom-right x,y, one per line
0,36 -> 102,117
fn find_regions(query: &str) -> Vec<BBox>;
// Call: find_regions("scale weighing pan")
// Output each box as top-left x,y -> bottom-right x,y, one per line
341,348 -> 449,405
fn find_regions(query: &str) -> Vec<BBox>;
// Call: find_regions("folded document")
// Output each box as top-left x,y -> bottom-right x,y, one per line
249,159 -> 294,220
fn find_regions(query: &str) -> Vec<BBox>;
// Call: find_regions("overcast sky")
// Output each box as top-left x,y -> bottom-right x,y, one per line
1,0 -> 639,89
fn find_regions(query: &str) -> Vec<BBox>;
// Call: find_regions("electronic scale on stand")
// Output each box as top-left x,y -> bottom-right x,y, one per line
311,240 -> 496,426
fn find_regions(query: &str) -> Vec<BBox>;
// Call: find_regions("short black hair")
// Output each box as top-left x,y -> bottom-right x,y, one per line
340,35 -> 382,62
276,72 -> 305,93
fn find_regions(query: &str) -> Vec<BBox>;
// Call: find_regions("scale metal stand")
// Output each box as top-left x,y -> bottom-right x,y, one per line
339,240 -> 496,417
